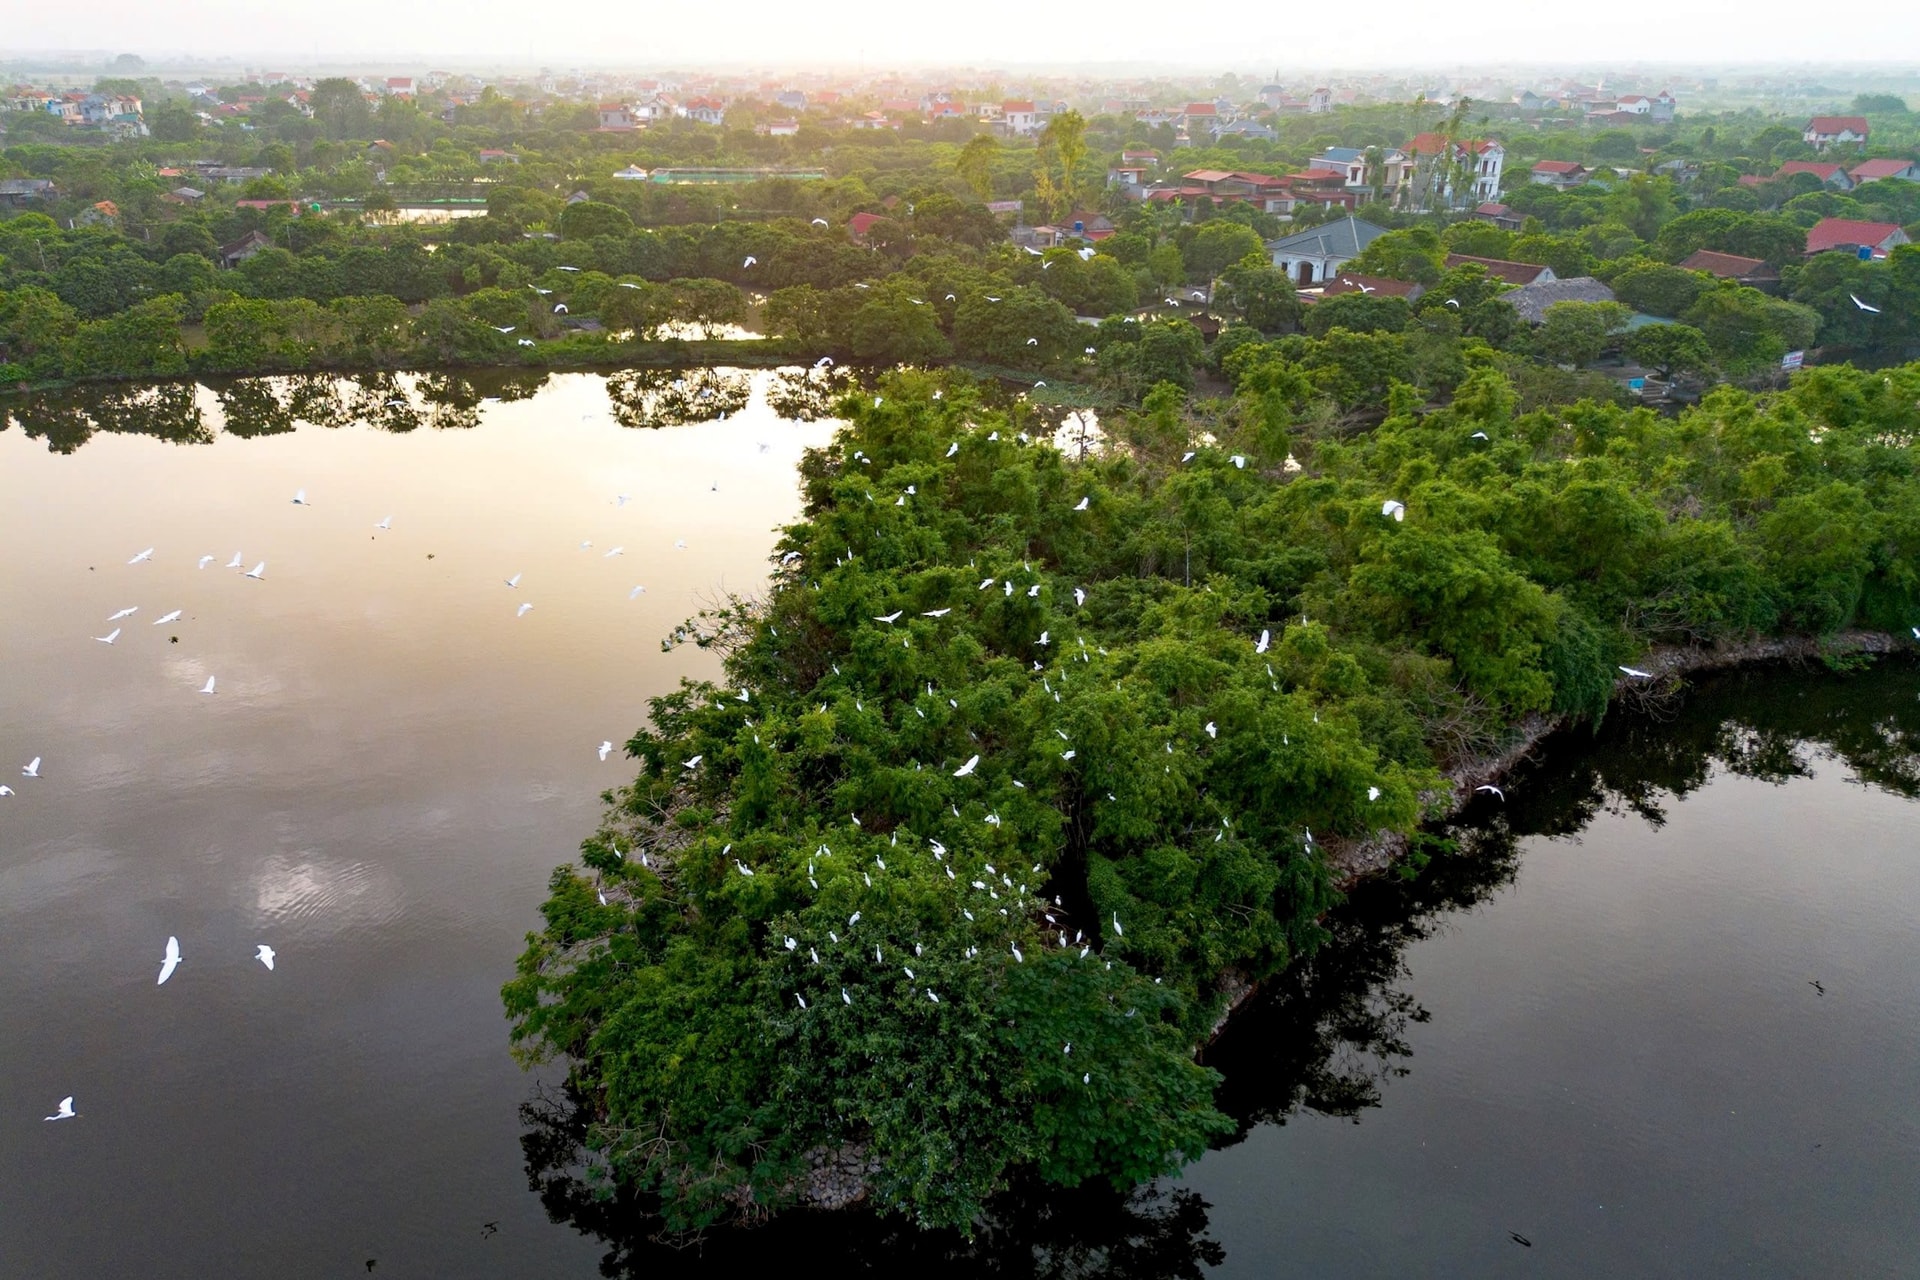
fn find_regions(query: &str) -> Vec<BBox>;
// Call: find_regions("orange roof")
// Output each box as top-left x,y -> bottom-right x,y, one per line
1002,100 -> 1035,112
1776,161 -> 1846,180
1850,158 -> 1915,180
1806,115 -> 1869,134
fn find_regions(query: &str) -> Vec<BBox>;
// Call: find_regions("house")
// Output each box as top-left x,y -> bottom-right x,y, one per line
1214,119 -> 1278,141
1652,158 -> 1701,184
1804,116 -> 1870,150
1307,87 -> 1331,114
1530,159 -> 1589,188
0,177 -> 56,207
1308,146 -> 1413,202
384,77 -> 415,97
848,211 -> 886,240
1403,132 -> 1505,209
477,149 -> 517,164
1614,95 -> 1654,115
1258,83 -> 1288,107
76,200 -> 118,227
1804,217 -> 1909,258
1651,91 -> 1677,123
218,229 -> 272,269
597,104 -> 638,130
775,90 -> 807,111
611,165 -> 649,180
1121,150 -> 1159,168
1774,160 -> 1853,191
1849,158 -> 1920,184
1503,276 -> 1617,325
682,98 -> 726,125
364,140 -> 395,162
159,185 -> 207,205
1001,101 -> 1040,135
757,119 -> 800,137
1474,202 -> 1525,231
1182,102 -> 1218,131
1676,249 -> 1780,289
1265,216 -> 1388,285
1444,254 -> 1556,285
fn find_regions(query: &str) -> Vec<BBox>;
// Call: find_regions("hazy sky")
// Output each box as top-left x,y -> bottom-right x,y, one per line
7,0 -> 1919,69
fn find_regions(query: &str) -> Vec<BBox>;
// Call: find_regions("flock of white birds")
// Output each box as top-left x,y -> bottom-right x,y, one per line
28,479 -> 660,1126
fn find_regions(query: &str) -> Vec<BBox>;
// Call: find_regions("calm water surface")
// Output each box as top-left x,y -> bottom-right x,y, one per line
2,374 -> 1916,1278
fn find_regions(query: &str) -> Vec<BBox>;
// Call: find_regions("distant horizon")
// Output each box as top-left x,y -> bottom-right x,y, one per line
4,0 -> 1920,76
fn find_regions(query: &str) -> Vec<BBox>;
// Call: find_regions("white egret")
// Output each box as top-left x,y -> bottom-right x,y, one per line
598,741 -> 613,761
200,677 -> 216,695
874,610 -> 903,624
1475,784 -> 1506,801
22,757 -> 42,777
197,555 -> 214,569
922,608 -> 951,618
106,606 -> 139,622
153,610 -> 182,626
1619,666 -> 1652,678
1382,500 -> 1406,521
1231,455 -> 1246,468
1367,786 -> 1381,801
742,255 -> 757,268
795,992 -> 807,1009
256,944 -> 276,970
1011,943 -> 1024,963
1072,496 -> 1089,511
45,1097 -> 76,1121
244,562 -> 266,580
96,628 -> 121,644
683,755 -> 703,768
157,935 -> 181,985
375,516 -> 392,530
604,546 -> 624,558
1255,628 -> 1270,654
226,552 -> 244,569
953,754 -> 980,778
1074,587 -> 1086,607
0,786 -> 12,796
516,602 -> 533,617
735,860 -> 755,877
812,218 -> 830,227
492,325 -> 515,334
128,547 -> 154,564
1205,721 -> 1217,739
1850,293 -> 1880,313
842,988 -> 853,1005
292,489 -> 309,505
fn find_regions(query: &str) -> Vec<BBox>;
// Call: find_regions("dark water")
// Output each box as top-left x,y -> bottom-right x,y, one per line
4,375 -> 1917,1278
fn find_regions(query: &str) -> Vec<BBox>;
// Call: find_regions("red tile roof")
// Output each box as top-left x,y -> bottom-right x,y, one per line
848,211 -> 885,237
1850,158 -> 1916,181
1443,253 -> 1553,285
1805,218 -> 1905,255
1677,249 -> 1777,279
1002,100 -> 1035,112
1806,116 -> 1869,135
1776,161 -> 1847,181
1531,160 -> 1586,174
1184,102 -> 1217,115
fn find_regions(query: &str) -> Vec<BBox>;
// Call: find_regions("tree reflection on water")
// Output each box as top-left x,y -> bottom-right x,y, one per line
517,659 -> 1917,1274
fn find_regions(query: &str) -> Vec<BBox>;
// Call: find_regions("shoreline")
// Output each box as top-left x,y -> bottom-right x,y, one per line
1203,628 -> 1905,1044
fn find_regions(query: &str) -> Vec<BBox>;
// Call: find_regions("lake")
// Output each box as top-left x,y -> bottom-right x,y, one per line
3,372 -> 1916,1277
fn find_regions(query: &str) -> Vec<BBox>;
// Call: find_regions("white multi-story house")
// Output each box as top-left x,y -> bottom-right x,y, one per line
1402,131 -> 1504,210
1001,100 -> 1040,135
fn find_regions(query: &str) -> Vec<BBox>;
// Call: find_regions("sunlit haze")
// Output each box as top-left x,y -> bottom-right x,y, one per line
7,0 -> 1919,67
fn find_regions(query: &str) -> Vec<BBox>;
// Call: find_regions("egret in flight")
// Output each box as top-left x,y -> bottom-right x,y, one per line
1619,666 -> 1653,678
292,489 -> 310,505
22,757 -> 43,777
375,516 -> 392,530
516,602 -> 533,617
157,935 -> 181,985
505,573 -> 522,588
1475,784 -> 1505,801
953,754 -> 980,777
1255,628 -> 1270,654
45,1097 -> 76,1122
198,555 -> 215,569
96,628 -> 121,645
598,741 -> 613,761
199,677 -> 216,695
244,562 -> 266,580
874,610 -> 903,624
1382,500 -> 1406,521
1072,496 -> 1089,511
129,547 -> 154,564
1850,293 -> 1880,313
256,944 -> 276,970
153,610 -> 182,626
226,552 -> 244,569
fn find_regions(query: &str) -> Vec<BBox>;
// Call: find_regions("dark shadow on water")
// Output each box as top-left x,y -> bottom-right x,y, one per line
519,657 -> 1919,1272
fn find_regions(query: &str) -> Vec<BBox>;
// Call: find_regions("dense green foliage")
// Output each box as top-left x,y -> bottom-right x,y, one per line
504,357 -> 1920,1233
